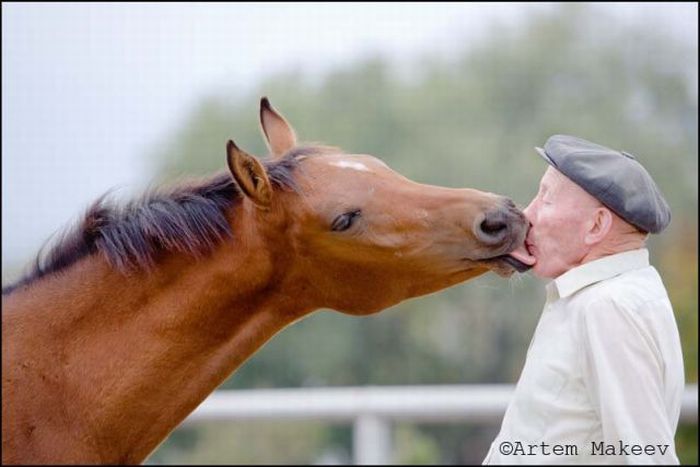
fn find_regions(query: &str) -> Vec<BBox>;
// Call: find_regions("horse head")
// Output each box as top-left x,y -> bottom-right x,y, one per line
227,98 -> 530,315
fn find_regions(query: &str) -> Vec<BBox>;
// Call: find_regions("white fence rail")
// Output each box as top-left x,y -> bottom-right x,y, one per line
182,384 -> 698,464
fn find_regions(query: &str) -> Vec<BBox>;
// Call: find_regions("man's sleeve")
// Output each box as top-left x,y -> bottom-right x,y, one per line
578,296 -> 679,464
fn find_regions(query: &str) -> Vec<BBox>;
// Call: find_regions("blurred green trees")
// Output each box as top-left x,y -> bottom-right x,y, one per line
148,4 -> 697,465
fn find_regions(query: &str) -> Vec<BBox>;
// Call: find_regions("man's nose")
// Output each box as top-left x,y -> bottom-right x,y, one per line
521,200 -> 536,234
522,200 -> 535,221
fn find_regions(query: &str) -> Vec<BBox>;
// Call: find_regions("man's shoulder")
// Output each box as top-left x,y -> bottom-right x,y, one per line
574,265 -> 671,312
570,265 -> 681,364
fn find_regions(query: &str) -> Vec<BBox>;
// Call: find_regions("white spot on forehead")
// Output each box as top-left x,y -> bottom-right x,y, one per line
328,160 -> 372,172
373,158 -> 389,169
357,154 -> 389,169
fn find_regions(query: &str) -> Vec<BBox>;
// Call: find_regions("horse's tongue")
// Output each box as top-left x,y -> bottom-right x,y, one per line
509,243 -> 536,266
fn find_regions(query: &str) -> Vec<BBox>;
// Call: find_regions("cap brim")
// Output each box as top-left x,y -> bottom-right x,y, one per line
535,146 -> 557,168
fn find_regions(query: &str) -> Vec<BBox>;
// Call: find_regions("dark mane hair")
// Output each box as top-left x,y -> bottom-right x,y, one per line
2,146 -> 331,296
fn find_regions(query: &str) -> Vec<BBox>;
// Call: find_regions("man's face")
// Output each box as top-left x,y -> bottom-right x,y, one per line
522,167 -> 601,279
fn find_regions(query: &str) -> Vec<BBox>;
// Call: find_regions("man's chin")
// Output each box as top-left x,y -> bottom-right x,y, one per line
529,262 -> 560,280
529,266 -> 546,278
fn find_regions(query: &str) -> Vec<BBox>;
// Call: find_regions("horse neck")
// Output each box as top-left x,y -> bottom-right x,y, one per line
2,204 -> 312,464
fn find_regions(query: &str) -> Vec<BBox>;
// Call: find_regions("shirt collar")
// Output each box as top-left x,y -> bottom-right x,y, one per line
548,248 -> 650,300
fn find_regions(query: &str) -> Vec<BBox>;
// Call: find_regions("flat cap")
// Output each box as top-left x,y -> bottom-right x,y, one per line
535,135 -> 671,234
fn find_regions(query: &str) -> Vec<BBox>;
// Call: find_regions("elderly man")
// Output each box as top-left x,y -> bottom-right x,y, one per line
483,135 -> 684,464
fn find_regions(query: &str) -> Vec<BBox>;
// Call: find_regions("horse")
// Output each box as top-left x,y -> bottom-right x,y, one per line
2,97 -> 530,464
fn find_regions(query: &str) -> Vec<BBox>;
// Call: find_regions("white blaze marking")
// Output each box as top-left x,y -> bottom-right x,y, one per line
329,160 -> 371,172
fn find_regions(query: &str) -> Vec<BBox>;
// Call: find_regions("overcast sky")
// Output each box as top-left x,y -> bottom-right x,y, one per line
2,2 -> 697,275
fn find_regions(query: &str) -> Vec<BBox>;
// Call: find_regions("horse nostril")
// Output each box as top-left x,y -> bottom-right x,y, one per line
480,218 -> 508,236
474,210 -> 510,244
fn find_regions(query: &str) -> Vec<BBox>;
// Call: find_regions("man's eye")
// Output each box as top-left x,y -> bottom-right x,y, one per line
331,209 -> 361,232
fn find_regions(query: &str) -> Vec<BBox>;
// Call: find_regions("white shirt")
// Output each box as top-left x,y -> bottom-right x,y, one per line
483,249 -> 684,465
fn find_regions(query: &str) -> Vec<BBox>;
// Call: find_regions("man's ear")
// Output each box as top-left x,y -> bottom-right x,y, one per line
260,97 -> 297,158
585,207 -> 613,245
226,139 -> 272,209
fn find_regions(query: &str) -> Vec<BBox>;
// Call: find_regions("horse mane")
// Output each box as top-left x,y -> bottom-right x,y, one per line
2,145 -> 334,296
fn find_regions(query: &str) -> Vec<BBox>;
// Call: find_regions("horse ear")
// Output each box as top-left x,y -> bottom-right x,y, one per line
259,97 -> 297,158
226,140 -> 272,209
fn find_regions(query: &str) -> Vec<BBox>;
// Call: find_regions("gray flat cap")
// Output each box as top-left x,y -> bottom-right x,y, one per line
535,135 -> 671,234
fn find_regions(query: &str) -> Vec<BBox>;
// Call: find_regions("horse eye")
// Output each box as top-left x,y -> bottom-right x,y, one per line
331,209 -> 361,232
